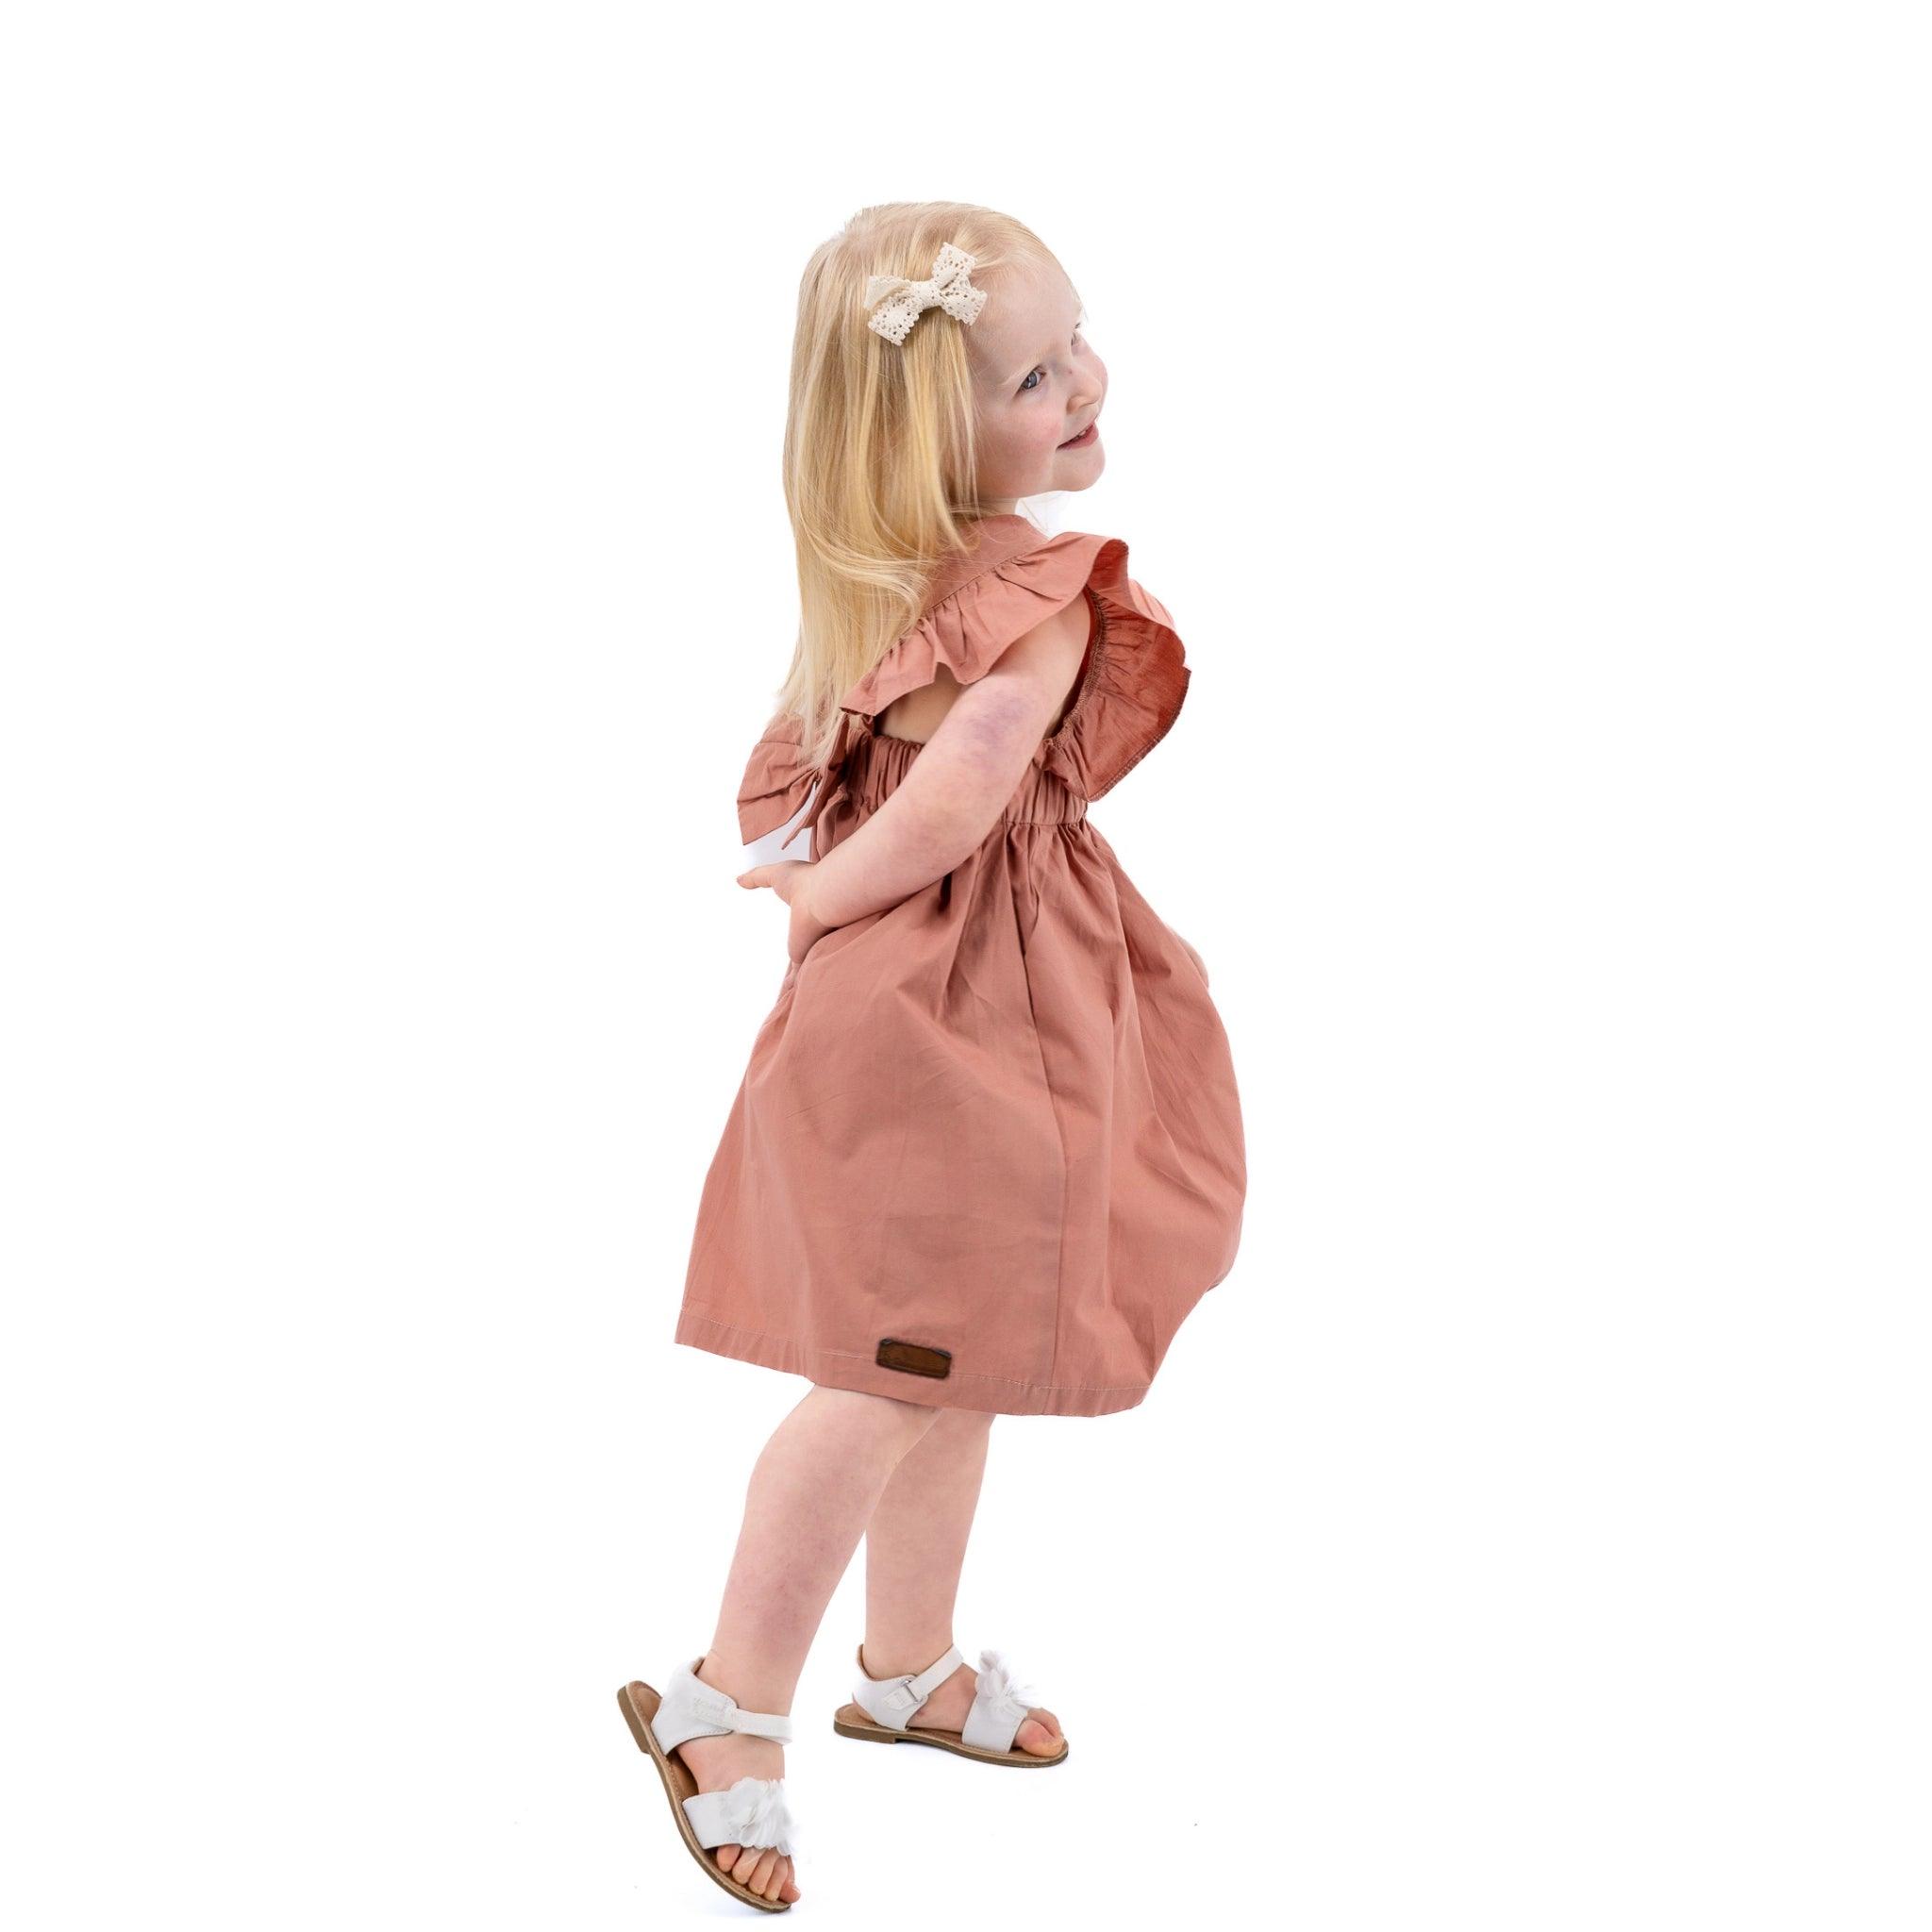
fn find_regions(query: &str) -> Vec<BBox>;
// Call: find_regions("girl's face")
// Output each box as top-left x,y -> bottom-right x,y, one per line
965,260 -> 1108,513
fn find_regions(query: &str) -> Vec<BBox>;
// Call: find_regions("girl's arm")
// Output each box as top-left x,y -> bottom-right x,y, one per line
740,599 -> 1091,961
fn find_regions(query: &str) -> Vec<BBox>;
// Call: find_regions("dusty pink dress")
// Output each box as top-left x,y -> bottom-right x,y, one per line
675,514 -> 1246,1416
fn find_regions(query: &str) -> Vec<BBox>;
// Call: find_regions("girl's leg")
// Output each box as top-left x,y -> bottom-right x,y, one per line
856,1407 -> 1064,1756
675,1384 -> 941,1902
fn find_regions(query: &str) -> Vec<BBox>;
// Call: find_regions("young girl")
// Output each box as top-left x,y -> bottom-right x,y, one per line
616,203 -> 1246,1912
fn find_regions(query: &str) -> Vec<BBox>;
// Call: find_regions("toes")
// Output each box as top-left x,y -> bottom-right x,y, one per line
756,1852 -> 795,1902
1016,1709 -> 1063,1754
717,1843 -> 793,1902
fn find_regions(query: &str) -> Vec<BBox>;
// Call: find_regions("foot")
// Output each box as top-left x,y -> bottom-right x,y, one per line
860,1642 -> 1066,1756
674,1665 -> 802,1905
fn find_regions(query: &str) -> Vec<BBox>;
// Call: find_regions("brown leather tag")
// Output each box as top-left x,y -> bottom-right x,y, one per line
875,1337 -> 952,1379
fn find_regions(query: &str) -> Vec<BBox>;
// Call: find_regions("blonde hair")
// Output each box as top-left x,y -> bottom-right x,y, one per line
774,202 -> 1080,771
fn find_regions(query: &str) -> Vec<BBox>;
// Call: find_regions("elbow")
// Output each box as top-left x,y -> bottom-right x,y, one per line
930,723 -> 1041,862
893,691 -> 1053,875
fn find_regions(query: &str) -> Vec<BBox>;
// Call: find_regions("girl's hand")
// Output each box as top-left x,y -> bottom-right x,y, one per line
737,858 -> 835,965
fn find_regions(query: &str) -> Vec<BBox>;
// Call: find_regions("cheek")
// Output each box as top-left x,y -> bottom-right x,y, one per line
988,407 -> 1058,465
1034,408 -> 1075,458
984,400 -> 1073,471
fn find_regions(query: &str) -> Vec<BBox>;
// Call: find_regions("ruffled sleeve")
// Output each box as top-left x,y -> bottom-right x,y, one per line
839,527 -> 1190,805
735,711 -> 812,844
735,525 -> 1191,847
838,533 -> 1108,722
735,707 -> 861,853
1042,538 -> 1191,804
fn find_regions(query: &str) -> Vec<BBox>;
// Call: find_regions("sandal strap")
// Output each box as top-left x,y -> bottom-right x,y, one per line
851,1640 -> 965,1730
960,1646 -> 1042,1755
651,1656 -> 795,1755
683,1774 -> 799,1856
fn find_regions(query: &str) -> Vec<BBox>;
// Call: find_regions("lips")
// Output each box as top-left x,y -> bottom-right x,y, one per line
1058,420 -> 1098,449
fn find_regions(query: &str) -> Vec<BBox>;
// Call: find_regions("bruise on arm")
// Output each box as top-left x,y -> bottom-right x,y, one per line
805,595 -> 1091,933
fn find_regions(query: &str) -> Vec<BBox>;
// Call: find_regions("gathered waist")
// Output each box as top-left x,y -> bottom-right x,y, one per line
845,726 -> 1087,825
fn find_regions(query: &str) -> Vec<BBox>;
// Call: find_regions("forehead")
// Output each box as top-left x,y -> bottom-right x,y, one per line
969,259 -> 1077,380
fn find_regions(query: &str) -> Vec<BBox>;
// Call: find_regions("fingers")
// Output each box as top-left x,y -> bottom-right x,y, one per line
737,860 -> 801,890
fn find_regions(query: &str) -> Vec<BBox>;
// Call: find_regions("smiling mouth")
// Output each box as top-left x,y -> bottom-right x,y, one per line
1058,420 -> 1099,449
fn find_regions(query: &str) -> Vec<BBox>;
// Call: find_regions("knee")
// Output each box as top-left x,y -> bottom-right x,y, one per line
808,1384 -> 944,1446
879,1392 -> 944,1447
928,1405 -> 994,1438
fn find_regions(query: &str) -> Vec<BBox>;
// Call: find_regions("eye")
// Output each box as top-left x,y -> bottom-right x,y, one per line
1019,330 -> 1085,395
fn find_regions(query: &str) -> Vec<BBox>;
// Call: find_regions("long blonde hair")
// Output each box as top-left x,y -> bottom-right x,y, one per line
774,202 -> 1079,771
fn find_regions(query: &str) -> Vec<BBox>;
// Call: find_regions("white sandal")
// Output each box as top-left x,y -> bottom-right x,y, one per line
831,1641 -> 1069,1767
616,1657 -> 801,1912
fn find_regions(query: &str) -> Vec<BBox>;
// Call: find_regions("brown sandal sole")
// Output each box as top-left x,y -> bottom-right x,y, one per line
615,1680 -> 795,1912
831,1701 -> 1070,1767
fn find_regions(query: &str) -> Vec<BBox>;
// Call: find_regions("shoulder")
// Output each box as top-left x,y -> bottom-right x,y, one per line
841,521 -> 1115,723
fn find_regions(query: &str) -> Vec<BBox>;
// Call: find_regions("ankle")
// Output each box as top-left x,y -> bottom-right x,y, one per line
693,1650 -> 794,1718
859,1637 -> 957,1680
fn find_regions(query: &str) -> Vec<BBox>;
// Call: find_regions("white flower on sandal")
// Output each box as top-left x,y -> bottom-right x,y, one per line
712,1775 -> 800,1855
974,1648 -> 1042,1723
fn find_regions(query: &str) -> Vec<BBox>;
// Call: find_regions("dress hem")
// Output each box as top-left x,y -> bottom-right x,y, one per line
674,1307 -> 1154,1418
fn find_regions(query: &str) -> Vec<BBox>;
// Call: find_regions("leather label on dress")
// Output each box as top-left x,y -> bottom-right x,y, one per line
876,1337 -> 952,1379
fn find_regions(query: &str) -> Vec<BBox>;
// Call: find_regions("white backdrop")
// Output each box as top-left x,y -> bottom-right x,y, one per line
4,4 -> 1926,1927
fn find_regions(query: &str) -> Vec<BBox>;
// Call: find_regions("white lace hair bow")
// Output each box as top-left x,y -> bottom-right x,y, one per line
863,242 -> 989,345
